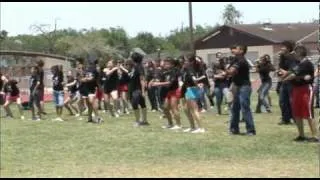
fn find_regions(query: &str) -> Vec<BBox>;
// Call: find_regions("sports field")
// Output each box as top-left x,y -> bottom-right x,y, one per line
0,92 -> 319,177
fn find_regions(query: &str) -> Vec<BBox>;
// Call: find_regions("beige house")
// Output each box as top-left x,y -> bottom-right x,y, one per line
194,23 -> 318,66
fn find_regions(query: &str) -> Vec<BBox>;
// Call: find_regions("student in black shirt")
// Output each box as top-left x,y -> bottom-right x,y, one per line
180,56 -> 205,133
226,44 -> 256,136
117,59 -> 131,114
83,61 -> 101,123
76,62 -> 88,116
51,65 -> 64,121
36,59 -> 47,115
150,58 -> 182,130
127,52 -> 149,126
1,75 -> 24,119
29,66 -> 42,121
103,59 -> 120,118
255,54 -> 275,113
64,70 -> 80,117
213,58 -> 229,115
277,40 -> 298,125
146,61 -> 158,112
282,45 -> 318,142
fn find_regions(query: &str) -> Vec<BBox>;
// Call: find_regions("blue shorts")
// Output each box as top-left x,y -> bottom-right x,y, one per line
185,87 -> 200,100
53,90 -> 64,107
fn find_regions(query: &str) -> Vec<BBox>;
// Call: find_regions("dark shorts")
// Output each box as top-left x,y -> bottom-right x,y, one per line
39,88 -> 44,101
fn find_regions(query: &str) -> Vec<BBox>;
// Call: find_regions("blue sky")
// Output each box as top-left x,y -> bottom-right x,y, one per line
1,2 -> 318,37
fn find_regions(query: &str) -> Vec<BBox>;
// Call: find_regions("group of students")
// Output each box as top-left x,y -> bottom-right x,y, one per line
0,42 -> 319,140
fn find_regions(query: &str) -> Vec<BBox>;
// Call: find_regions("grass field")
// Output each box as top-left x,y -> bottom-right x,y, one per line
0,91 -> 319,178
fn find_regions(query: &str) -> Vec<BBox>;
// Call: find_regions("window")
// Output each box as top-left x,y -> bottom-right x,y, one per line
245,51 -> 259,64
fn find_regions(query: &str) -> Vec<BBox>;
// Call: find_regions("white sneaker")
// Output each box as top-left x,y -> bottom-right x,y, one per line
162,125 -> 173,129
75,114 -> 80,117
103,110 -> 106,113
78,117 -> 83,121
183,128 -> 192,132
115,113 -> 120,118
54,117 -> 64,122
21,116 -> 25,120
151,110 -> 156,112
191,128 -> 205,134
200,109 -> 207,113
170,125 -> 182,130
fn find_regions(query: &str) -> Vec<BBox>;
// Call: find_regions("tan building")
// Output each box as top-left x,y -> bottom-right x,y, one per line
0,50 -> 75,101
194,23 -> 318,66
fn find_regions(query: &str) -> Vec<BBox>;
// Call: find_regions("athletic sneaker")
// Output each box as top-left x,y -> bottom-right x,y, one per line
140,121 -> 150,126
75,114 -> 80,117
53,117 -> 64,122
170,125 -> 182,130
21,116 -> 25,120
191,128 -> 205,134
183,128 -> 193,132
162,125 -> 173,129
134,121 -> 141,127
200,109 -> 207,113
293,136 -> 307,142
32,117 -> 41,121
115,113 -> 120,118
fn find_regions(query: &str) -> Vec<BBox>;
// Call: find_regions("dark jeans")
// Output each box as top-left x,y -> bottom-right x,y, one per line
214,86 -> 228,114
256,81 -> 272,112
147,87 -> 158,110
230,85 -> 256,134
197,85 -> 209,110
279,83 -> 293,123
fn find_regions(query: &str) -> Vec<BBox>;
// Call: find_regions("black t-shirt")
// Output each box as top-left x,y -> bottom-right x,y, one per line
291,59 -> 314,86
213,66 -> 228,88
257,63 -> 274,83
154,67 -> 162,81
231,56 -> 251,86
118,69 -> 130,85
279,53 -> 298,71
85,68 -> 99,90
146,67 -> 155,83
67,76 -> 78,94
164,68 -> 179,92
4,80 -> 19,96
104,69 -> 119,89
181,67 -> 196,88
30,74 -> 40,91
52,72 -> 64,91
194,66 -> 209,86
128,64 -> 144,91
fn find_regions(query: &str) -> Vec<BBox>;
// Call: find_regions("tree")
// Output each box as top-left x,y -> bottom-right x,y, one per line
29,23 -> 59,53
222,4 -> 242,25
130,32 -> 159,54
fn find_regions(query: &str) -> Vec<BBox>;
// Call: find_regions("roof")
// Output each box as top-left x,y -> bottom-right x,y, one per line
228,23 -> 318,43
0,50 -> 75,61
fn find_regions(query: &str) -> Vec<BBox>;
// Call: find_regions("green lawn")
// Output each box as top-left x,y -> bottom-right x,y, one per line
0,92 -> 319,177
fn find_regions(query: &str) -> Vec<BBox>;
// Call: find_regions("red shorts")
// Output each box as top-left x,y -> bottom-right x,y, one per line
166,88 -> 182,100
5,95 -> 20,102
118,84 -> 128,92
95,89 -> 103,100
291,85 -> 314,119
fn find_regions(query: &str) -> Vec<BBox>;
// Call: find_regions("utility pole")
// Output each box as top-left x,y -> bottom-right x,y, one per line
188,2 -> 195,55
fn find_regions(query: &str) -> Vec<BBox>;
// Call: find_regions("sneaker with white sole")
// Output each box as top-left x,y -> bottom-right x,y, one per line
183,128 -> 194,132
75,114 -> 80,117
162,125 -> 173,129
200,109 -> 207,113
191,128 -> 205,134
170,125 -> 182,130
21,116 -> 25,120
115,113 -> 120,118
